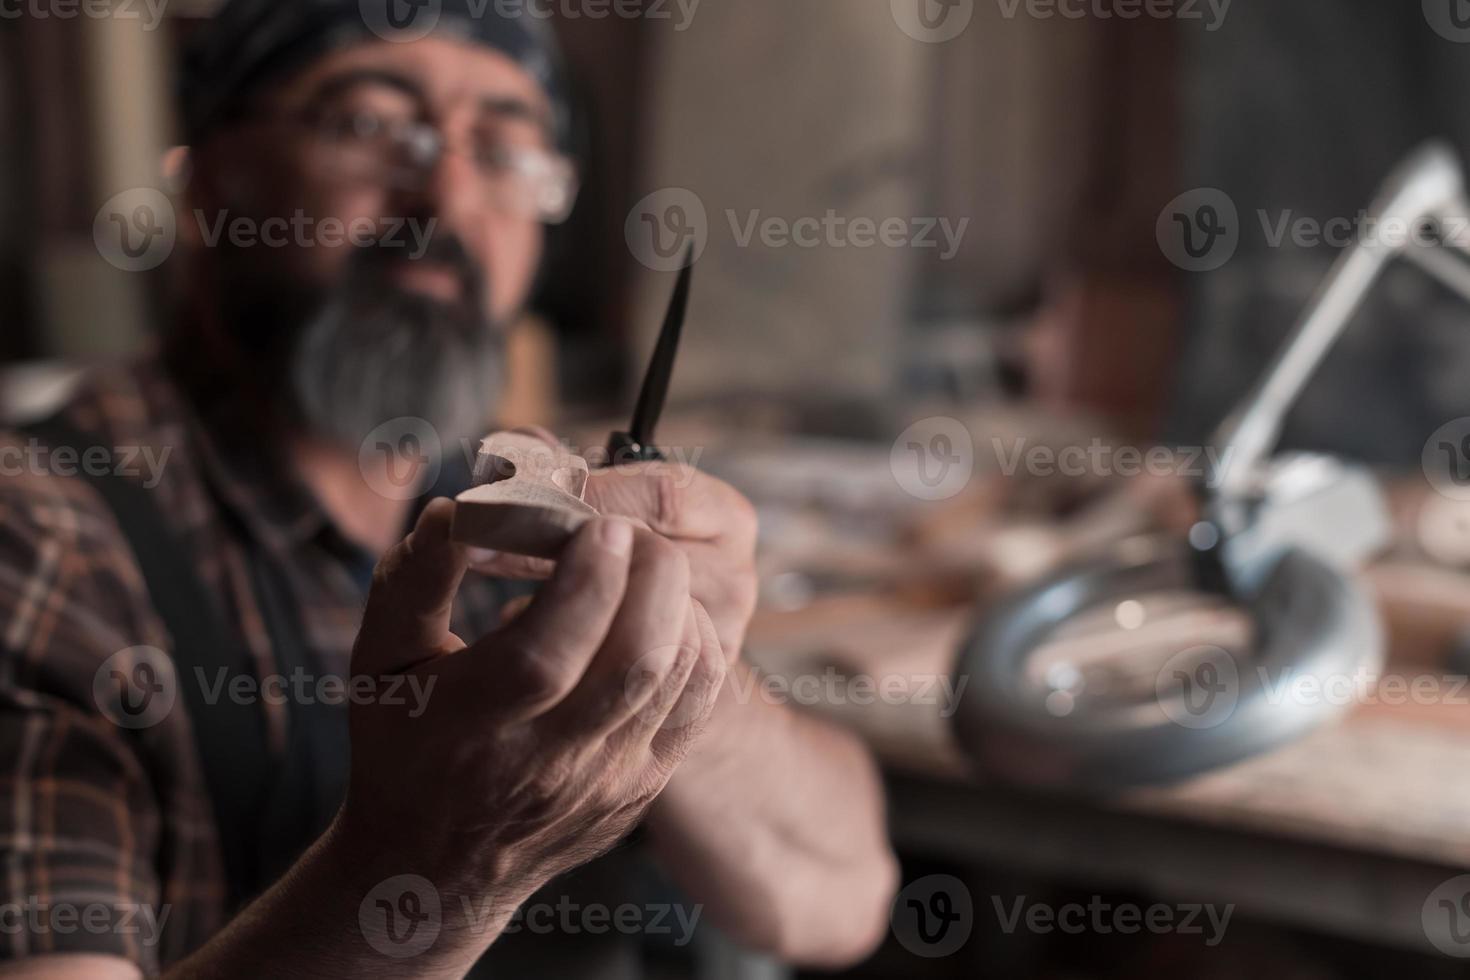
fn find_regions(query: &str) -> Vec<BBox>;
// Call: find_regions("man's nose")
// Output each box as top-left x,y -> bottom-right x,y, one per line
390,144 -> 489,254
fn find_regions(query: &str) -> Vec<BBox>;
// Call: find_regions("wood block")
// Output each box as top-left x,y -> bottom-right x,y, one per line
451,433 -> 598,558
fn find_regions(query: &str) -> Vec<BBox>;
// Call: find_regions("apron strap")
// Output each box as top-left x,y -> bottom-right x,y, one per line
22,415 -> 338,908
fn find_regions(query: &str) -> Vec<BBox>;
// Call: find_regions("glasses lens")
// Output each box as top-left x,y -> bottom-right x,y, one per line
481,146 -> 578,224
305,115 -> 578,223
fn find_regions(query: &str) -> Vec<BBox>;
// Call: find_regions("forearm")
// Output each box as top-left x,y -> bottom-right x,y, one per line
167,817 -> 530,980
646,663 -> 898,967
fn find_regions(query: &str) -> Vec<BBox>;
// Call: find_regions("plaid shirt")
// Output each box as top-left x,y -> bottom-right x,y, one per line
0,358 -> 508,974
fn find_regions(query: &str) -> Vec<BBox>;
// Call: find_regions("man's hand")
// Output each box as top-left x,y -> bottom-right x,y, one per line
341,498 -> 726,903
467,432 -> 896,969
469,434 -> 759,659
166,500 -> 726,979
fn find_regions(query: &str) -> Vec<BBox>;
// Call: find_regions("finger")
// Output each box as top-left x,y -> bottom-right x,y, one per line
646,599 -> 727,757
583,466 -> 757,550
355,498 -> 468,676
539,530 -> 692,738
450,517 -> 635,719
465,518 -> 652,581
466,548 -> 556,581
497,594 -> 535,627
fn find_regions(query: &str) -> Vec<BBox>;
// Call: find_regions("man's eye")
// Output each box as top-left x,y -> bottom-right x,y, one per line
319,109 -> 395,142
473,142 -> 513,171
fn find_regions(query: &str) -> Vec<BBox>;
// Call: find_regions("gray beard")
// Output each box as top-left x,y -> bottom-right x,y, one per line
288,286 -> 504,456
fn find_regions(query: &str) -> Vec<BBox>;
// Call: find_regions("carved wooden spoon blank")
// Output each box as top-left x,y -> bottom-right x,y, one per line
451,433 -> 599,558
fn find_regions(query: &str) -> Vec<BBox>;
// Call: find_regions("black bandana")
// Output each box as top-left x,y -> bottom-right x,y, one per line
179,0 -> 569,145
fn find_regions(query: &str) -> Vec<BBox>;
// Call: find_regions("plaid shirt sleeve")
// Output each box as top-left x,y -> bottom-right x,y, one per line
0,444 -> 217,974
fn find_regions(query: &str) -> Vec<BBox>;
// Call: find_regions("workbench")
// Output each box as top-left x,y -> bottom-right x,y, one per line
746,588 -> 1470,960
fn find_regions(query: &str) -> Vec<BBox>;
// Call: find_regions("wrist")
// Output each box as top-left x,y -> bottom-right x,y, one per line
313,813 -> 541,972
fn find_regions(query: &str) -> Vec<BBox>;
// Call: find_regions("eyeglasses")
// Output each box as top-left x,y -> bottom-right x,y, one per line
285,106 -> 578,225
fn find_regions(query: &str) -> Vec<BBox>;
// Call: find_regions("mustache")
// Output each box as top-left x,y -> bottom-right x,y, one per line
351,229 -> 484,295
355,231 -> 487,326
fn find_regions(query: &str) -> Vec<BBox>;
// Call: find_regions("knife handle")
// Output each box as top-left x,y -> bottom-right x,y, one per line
605,431 -> 665,468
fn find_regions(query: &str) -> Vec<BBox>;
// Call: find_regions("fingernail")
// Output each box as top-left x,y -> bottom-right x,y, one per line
467,547 -> 500,565
599,519 -> 634,557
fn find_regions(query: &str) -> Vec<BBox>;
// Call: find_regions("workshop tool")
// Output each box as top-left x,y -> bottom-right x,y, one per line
954,142 -> 1470,790
606,244 -> 693,466
452,251 -> 693,555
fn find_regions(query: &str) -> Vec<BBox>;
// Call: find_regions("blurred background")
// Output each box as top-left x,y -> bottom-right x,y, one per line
7,1 -> 1470,978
